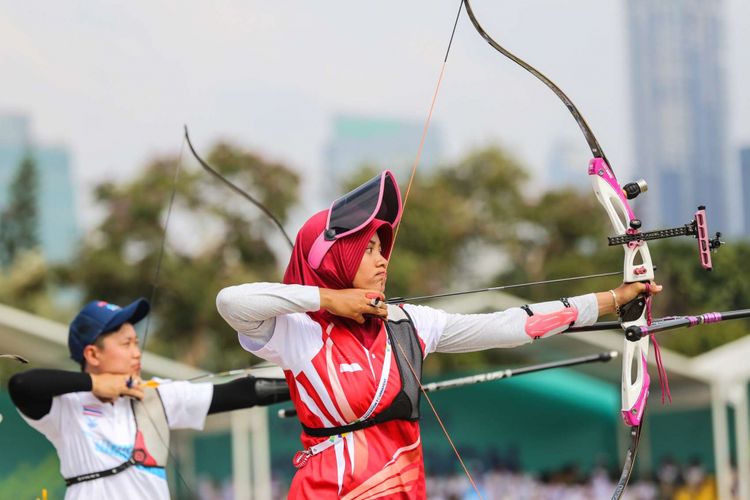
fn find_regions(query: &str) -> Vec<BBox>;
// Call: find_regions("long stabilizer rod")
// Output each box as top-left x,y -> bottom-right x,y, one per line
564,308 -> 750,340
624,308 -> 750,342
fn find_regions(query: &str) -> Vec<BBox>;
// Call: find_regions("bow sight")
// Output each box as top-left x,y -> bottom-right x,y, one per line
608,178 -> 722,271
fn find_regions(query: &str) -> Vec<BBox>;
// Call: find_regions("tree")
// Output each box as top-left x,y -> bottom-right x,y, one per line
0,155 -> 39,267
0,249 -> 61,318
343,146 -> 531,302
62,142 -> 300,372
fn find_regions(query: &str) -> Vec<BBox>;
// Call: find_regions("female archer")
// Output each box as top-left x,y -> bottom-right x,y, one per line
216,170 -> 660,499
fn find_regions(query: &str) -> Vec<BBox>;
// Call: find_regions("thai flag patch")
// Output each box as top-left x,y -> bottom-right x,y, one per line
83,404 -> 104,417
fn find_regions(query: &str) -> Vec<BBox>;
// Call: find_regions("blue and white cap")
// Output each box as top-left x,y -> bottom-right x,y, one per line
68,298 -> 150,363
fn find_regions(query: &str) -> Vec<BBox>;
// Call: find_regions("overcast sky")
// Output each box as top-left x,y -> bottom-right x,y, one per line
1,0 -> 748,231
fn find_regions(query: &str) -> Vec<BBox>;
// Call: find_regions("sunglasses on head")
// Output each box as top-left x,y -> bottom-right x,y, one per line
307,170 -> 403,269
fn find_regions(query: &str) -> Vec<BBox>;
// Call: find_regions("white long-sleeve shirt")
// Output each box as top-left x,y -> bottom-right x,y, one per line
216,283 -> 599,358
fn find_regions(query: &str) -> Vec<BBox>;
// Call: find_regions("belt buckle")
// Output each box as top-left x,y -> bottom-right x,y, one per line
292,449 -> 312,469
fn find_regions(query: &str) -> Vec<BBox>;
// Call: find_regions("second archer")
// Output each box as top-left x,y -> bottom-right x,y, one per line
8,298 -> 289,500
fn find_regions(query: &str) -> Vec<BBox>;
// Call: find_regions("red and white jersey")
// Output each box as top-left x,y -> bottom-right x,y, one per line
250,310 -> 433,499
218,283 -> 599,499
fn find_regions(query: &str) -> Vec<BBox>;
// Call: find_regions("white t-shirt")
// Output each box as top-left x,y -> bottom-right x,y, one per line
19,380 -> 213,500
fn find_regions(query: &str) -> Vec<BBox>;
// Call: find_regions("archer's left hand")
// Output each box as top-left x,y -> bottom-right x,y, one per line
615,281 -> 663,305
598,281 -> 662,316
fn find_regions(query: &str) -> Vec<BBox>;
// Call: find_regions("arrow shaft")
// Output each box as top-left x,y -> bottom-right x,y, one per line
421,351 -> 616,393
183,126 -> 294,249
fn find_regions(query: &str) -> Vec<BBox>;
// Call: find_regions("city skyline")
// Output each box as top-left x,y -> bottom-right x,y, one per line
1,1 -> 748,244
322,114 -> 443,202
628,0 -> 732,235
742,147 -> 750,235
0,112 -> 79,263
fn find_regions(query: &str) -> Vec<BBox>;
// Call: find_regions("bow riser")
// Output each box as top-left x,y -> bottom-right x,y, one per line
622,353 -> 650,426
589,159 -> 655,282
589,157 -> 652,428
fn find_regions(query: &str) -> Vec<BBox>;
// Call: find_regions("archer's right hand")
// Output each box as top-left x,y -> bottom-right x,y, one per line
319,288 -> 388,324
91,373 -> 144,402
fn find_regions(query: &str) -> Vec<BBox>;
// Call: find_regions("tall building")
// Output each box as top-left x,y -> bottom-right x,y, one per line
627,0 -> 729,233
321,114 -> 443,201
0,115 -> 32,206
0,113 -> 79,263
741,147 -> 750,237
546,138 -> 590,192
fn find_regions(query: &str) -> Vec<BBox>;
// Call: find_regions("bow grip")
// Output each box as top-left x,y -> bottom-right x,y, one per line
619,294 -> 648,322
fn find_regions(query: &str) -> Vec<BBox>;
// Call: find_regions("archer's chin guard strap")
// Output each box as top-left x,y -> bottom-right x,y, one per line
522,298 -> 579,339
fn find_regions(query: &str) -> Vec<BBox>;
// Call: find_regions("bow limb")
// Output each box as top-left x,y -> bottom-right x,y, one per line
0,353 -> 29,363
460,1 -> 652,497
134,129 -> 295,496
183,126 -> 294,250
462,0 -> 608,163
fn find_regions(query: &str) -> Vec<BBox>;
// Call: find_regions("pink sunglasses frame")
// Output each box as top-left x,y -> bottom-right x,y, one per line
307,170 -> 403,269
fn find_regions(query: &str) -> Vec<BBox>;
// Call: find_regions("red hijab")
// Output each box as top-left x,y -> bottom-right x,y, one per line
283,209 -> 395,347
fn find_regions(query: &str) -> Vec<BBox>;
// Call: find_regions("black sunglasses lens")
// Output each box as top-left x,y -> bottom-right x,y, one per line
328,174 -> 383,235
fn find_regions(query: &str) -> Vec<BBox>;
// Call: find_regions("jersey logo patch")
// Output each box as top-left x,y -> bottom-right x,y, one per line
83,404 -> 104,417
339,363 -> 363,373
